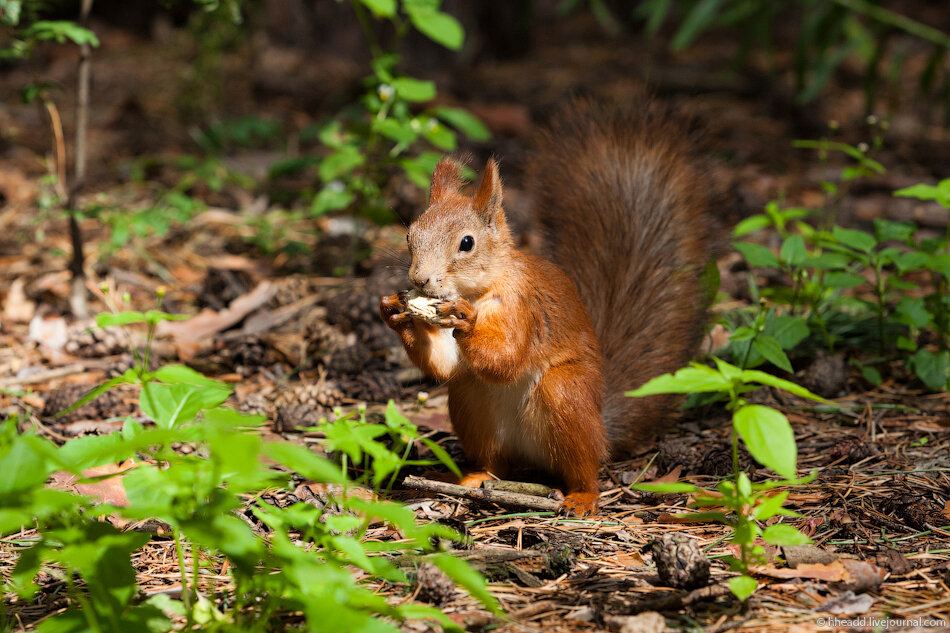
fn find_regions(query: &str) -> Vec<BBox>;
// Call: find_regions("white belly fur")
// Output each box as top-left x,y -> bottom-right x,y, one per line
487,370 -> 546,464
427,327 -> 460,377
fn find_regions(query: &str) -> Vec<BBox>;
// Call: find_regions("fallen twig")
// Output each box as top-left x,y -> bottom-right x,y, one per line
401,475 -> 560,511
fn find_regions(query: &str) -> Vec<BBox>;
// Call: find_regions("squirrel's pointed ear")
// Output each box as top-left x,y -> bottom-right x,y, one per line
429,158 -> 462,204
473,158 -> 503,224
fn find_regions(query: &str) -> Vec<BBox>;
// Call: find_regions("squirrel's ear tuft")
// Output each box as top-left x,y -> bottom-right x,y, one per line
473,158 -> 503,224
429,158 -> 462,204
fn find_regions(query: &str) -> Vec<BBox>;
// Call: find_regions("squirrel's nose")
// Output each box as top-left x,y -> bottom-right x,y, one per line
409,270 -> 430,290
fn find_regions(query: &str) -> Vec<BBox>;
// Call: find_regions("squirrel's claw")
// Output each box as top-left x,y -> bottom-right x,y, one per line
380,293 -> 411,330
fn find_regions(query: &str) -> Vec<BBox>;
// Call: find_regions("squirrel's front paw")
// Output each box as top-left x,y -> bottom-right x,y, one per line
435,299 -> 477,333
379,293 -> 411,330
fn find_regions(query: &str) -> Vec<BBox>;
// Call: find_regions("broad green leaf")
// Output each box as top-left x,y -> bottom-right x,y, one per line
95,310 -> 187,328
23,21 -> 99,46
831,226 -> 876,253
740,370 -> 828,402
752,491 -> 797,520
806,252 -> 849,269
823,271 -> 866,288
895,297 -> 931,329
729,575 -> 757,600
733,405 -> 797,480
373,118 -> 418,144
149,365 -> 229,390
139,382 -> 230,429
433,106 -> 490,141
732,214 -> 771,237
319,146 -> 365,182
779,235 -> 806,266
733,241 -> 779,268
406,8 -> 464,50
421,119 -> 457,151
398,603 -> 463,633
873,218 -> 915,243
392,77 -> 436,102
771,315 -> 809,350
909,349 -> 950,391
431,553 -> 501,613
358,0 -> 396,18
263,441 -> 346,484
627,364 -> 730,397
762,523 -> 812,545
753,335 -> 792,372
312,185 -> 355,216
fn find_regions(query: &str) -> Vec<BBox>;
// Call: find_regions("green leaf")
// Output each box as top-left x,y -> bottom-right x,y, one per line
740,369 -> 828,402
632,482 -> 703,493
420,119 -> 457,151
58,369 -> 140,416
139,382 -> 230,429
312,185 -> 355,216
358,0 -> 396,18
400,152 -> 441,189
392,77 -> 436,102
420,437 -> 461,478
733,214 -> 771,237
433,106 -> 490,141
319,146 -> 365,182
753,336 -> 792,372
430,553 -> 501,613
752,491 -> 796,520
729,575 -> 757,601
823,271 -> 867,288
734,242 -> 779,268
762,523 -> 812,545
831,226 -> 876,253
771,315 -> 809,350
263,441 -> 346,484
373,118 -> 418,144
909,349 -> 950,391
23,21 -> 99,47
895,297 -> 931,329
895,180 -> 950,208
149,365 -> 229,390
95,310 -> 187,327
627,364 -> 730,397
806,252 -> 849,269
861,364 -> 882,386
779,235 -> 806,266
733,405 -> 797,480
873,219 -> 915,243
671,0 -> 722,50
406,8 -> 464,50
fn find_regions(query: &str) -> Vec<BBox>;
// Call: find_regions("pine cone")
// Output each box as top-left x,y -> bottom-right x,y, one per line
43,384 -> 137,422
305,319 -> 349,359
220,335 -> 276,375
275,381 -> 345,410
324,291 -> 375,334
337,372 -> 399,403
64,324 -> 127,358
275,404 -> 324,432
326,343 -> 387,377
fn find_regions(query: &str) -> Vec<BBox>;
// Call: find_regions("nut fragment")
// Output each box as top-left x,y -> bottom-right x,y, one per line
405,290 -> 443,325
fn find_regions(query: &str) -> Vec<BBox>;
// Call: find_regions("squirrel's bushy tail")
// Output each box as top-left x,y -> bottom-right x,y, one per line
528,96 -> 717,457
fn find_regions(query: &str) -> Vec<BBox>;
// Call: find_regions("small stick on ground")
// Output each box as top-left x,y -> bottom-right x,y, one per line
402,475 -> 560,512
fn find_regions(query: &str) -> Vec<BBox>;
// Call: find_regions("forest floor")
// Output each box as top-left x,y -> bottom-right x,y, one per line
2,7 -> 950,632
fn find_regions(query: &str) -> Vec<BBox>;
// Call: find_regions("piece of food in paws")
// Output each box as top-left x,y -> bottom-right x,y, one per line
404,290 -> 444,325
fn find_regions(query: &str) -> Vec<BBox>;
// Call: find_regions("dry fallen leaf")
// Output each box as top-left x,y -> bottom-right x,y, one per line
157,281 -> 276,359
49,460 -> 136,507
754,561 -> 850,582
2,278 -> 35,323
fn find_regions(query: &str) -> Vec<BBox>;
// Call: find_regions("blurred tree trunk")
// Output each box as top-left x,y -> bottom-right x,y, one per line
68,0 -> 94,319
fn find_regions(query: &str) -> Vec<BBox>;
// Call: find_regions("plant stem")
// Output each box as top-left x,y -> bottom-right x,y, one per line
66,0 -> 95,319
349,0 -> 383,59
174,531 -> 192,614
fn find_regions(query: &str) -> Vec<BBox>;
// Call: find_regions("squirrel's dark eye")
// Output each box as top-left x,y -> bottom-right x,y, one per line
459,235 -> 474,252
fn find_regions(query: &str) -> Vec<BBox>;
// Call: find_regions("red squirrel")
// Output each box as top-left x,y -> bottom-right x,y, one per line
380,98 -> 714,515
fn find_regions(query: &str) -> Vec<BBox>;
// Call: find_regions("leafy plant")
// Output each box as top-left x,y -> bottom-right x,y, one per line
309,0 -> 489,225
630,358 -> 825,600
4,298 -> 499,631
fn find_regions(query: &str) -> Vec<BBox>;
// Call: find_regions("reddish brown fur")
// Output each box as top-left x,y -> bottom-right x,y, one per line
381,97 -> 715,513
527,96 -> 715,456
381,158 -> 606,513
